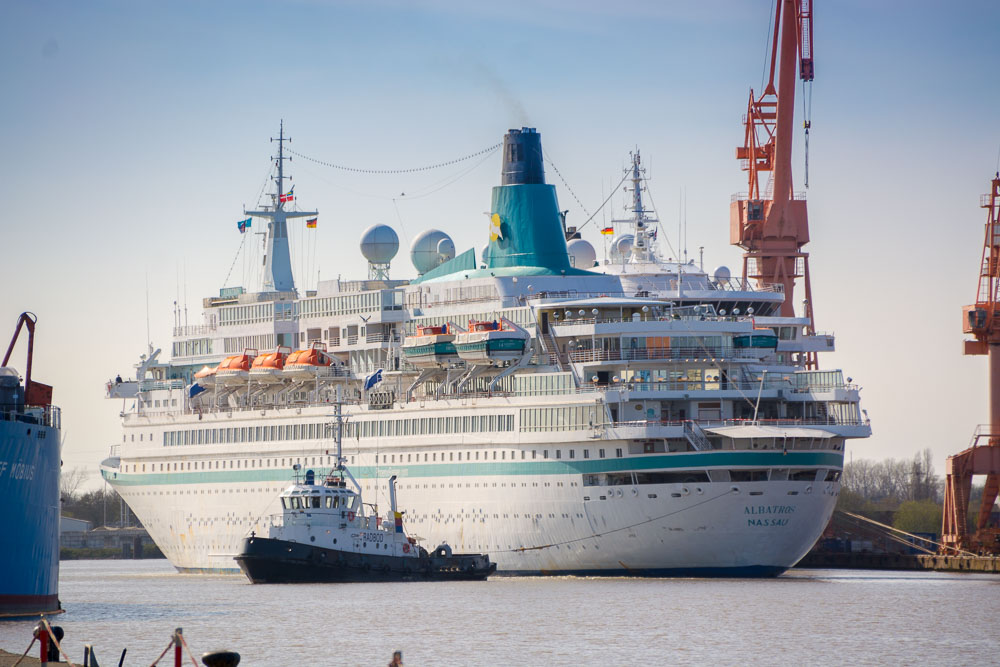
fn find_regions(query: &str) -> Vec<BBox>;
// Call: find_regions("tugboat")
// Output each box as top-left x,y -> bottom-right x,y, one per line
234,398 -> 495,583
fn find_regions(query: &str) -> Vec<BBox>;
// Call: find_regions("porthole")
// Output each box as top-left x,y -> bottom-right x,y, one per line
310,536 -> 316,542
696,487 -> 704,494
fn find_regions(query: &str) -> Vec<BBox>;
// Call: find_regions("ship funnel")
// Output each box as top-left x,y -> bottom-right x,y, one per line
487,128 -> 573,273
501,127 -> 545,185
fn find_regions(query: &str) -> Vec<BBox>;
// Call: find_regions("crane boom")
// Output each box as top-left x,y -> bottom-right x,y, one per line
943,175 -> 1000,556
731,0 -> 815,357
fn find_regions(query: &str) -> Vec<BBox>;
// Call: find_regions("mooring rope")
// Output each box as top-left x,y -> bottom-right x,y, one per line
502,488 -> 736,553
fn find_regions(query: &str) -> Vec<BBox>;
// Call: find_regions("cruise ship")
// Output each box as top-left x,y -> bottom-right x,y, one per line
101,125 -> 870,576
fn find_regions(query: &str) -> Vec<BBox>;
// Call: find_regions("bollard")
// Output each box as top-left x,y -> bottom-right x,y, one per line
35,622 -> 49,664
174,628 -> 184,667
201,651 -> 241,667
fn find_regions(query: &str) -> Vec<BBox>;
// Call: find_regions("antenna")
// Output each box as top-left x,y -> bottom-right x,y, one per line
145,270 -> 151,347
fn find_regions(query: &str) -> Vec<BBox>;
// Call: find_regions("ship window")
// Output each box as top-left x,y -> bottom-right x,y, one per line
449,453 -> 454,461
458,452 -> 462,461
281,498 -> 290,509
312,496 -> 321,508
569,450 -> 575,459
502,451 -> 506,460
543,450 -> 548,459
615,448 -> 623,458
475,452 -> 480,460
556,450 -> 561,459
599,449 -> 606,458
433,453 -> 437,461
532,451 -> 537,459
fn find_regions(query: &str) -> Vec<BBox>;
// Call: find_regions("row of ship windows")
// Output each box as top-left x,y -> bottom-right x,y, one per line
519,406 -> 599,432
121,447 -> 627,473
162,415 -> 517,447
377,447 -> 621,464
581,468 -> 842,486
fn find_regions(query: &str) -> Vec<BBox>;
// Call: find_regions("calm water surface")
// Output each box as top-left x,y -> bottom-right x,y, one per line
1,560 -> 997,665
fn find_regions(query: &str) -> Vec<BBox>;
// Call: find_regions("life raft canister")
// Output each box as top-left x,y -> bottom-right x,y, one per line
347,511 -> 355,521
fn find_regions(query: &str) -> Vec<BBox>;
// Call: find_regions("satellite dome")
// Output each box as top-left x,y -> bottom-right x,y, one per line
437,237 -> 455,260
610,234 -> 634,261
359,224 -> 399,264
411,229 -> 455,274
567,239 -> 596,269
713,265 -> 732,284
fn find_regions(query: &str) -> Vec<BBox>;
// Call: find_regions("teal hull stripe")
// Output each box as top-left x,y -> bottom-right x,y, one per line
102,450 -> 843,487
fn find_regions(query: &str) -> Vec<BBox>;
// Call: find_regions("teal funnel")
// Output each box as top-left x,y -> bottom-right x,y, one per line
486,128 -> 577,274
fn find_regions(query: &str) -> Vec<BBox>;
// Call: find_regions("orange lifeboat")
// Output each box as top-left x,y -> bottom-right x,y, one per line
193,365 -> 217,388
453,319 -> 527,364
249,347 -> 290,384
401,323 -> 458,368
283,342 -> 337,380
215,349 -> 256,386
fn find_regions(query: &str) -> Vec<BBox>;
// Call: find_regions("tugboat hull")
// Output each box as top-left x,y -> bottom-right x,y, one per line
235,537 -> 495,583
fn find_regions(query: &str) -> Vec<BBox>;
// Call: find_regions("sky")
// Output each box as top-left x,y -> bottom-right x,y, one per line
2,0 -> 999,489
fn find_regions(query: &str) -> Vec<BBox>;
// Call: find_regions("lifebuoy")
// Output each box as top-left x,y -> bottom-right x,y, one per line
347,511 -> 355,522
402,543 -> 411,554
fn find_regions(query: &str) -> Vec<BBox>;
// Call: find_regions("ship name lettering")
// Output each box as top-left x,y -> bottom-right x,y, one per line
747,518 -> 790,527
1,461 -> 36,481
744,505 -> 795,515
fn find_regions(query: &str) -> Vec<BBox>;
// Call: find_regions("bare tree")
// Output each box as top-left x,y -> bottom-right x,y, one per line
60,466 -> 89,501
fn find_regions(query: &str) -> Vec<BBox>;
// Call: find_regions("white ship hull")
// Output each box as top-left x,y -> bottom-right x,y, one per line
101,400 -> 845,576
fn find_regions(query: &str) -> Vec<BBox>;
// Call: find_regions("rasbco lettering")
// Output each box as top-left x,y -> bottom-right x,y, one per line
745,505 -> 794,527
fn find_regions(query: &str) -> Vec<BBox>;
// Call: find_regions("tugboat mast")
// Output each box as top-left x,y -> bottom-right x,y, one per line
244,121 -> 318,293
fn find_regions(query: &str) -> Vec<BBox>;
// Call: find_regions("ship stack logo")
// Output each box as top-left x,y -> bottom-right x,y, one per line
489,213 -> 504,242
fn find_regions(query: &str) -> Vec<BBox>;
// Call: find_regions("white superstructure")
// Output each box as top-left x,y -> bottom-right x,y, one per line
102,128 -> 869,576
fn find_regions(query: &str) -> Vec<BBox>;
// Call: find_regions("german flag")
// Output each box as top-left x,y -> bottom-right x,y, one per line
306,217 -> 317,229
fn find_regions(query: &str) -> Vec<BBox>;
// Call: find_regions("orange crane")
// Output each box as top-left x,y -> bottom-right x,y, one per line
731,0 -> 816,364
944,175 -> 1000,555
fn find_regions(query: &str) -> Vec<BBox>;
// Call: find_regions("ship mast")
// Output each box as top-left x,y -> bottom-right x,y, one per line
613,151 -> 659,263
244,120 -> 318,293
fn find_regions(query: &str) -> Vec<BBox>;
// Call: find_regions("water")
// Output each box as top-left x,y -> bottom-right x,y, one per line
1,560 -> 997,666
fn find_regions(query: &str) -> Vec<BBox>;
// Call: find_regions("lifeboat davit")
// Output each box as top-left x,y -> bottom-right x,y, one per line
249,347 -> 290,384
453,320 -> 528,364
402,324 -> 458,368
283,343 -> 338,380
215,349 -> 256,386
193,365 -> 217,388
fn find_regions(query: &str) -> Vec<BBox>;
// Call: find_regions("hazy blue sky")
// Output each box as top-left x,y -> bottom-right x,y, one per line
3,0 -> 999,488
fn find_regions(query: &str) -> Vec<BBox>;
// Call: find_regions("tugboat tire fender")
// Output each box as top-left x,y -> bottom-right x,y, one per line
434,544 -> 453,558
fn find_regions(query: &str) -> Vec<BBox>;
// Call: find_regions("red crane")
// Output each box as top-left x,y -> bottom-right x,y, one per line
2,311 -> 52,407
731,0 -> 816,364
943,175 -> 1000,555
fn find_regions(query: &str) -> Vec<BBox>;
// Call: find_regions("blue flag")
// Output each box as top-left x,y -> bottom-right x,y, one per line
188,383 -> 207,398
363,368 -> 383,391
237,217 -> 252,233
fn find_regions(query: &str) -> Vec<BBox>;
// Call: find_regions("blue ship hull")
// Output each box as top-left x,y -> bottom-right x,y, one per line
0,415 -> 61,616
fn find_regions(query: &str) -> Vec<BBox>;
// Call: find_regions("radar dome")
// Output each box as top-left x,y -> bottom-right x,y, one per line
567,239 -> 596,269
359,224 -> 399,264
713,265 -> 732,284
610,234 -> 634,261
411,229 -> 455,274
